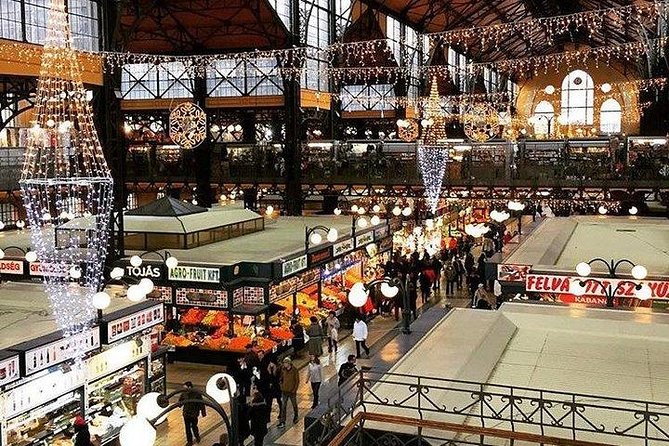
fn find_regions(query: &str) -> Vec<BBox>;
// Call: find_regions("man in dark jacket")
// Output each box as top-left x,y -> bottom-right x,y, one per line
179,381 -> 206,445
338,355 -> 358,386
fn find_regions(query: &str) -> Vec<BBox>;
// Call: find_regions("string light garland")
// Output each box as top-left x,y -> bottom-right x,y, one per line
417,145 -> 449,214
20,0 -> 113,337
422,77 -> 447,144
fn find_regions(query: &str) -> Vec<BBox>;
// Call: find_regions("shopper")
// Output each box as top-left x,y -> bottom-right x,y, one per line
290,319 -> 305,352
352,316 -> 370,358
179,381 -> 206,446
266,356 -> 282,420
278,357 -> 299,428
325,311 -> 340,353
338,355 -> 358,385
431,256 -> 442,290
419,270 -> 431,303
473,284 -> 487,308
306,316 -> 324,357
307,354 -> 324,408
248,390 -> 269,446
71,416 -> 92,446
444,261 -> 457,295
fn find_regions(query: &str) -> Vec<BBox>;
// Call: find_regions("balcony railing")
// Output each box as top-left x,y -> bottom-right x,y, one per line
304,370 -> 669,446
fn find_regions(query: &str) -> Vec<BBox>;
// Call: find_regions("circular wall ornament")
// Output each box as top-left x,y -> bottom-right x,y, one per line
463,103 -> 499,143
169,102 -> 207,149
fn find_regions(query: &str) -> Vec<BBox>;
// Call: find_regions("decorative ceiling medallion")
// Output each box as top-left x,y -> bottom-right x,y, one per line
463,103 -> 499,143
169,102 -> 207,149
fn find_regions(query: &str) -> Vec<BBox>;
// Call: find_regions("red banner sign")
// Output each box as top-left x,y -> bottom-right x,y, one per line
498,264 -> 531,283
526,274 -> 669,300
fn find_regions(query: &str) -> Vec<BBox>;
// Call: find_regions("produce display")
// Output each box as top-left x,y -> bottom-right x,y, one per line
161,308 -> 287,353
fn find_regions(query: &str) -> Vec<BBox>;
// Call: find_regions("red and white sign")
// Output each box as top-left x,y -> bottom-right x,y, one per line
498,264 -> 532,283
526,274 -> 669,300
29,262 -> 70,277
0,260 -> 24,275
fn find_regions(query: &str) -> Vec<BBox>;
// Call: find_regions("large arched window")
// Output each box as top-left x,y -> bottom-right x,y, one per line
600,98 -> 622,134
561,70 -> 594,125
532,100 -> 555,135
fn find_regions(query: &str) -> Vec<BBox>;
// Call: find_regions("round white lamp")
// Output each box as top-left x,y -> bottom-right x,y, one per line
636,284 -> 652,300
348,282 -> 369,308
206,373 -> 238,405
137,392 -> 165,421
401,207 -> 412,217
334,208 -> 342,216
392,206 -> 402,216
576,262 -> 592,277
309,232 -> 322,246
119,417 -> 156,446
127,285 -> 145,302
139,278 -> 155,294
380,282 -> 399,298
357,217 -> 368,229
370,215 -> 381,226
92,291 -> 111,310
130,255 -> 143,267
326,228 -> 338,243
569,280 -> 586,297
265,205 -> 274,216
350,205 -> 359,213
629,206 -> 638,216
598,206 -> 607,215
25,251 -> 38,263
631,265 -> 648,281
372,204 -> 381,213
165,256 -> 179,269
69,266 -> 82,279
0,248 -> 4,259
110,266 -> 125,280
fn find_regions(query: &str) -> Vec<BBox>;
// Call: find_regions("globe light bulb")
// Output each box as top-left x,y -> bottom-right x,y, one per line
265,205 -> 274,216
0,221 -> 5,230
127,284 -> 145,302
636,284 -> 652,300
16,220 -> 25,229
629,206 -> 638,215
25,251 -> 38,263
598,206 -> 607,215
544,85 -> 555,95
357,217 -> 368,229
370,215 -> 381,226
334,208 -> 342,216
139,278 -> 155,294
357,207 -> 366,215
570,280 -> 586,297
165,256 -> 179,269
601,83 -> 612,93
309,232 -> 322,246
576,262 -> 591,277
348,282 -> 369,307
402,207 -> 412,217
326,228 -> 338,242
119,417 -> 156,446
0,249 -> 4,259
392,206 -> 401,216
206,373 -> 237,404
351,205 -> 359,213
380,282 -> 399,298
92,291 -> 111,310
69,266 -> 82,279
372,204 -> 381,213
130,255 -> 143,267
110,267 -> 124,280
631,265 -> 648,281
136,392 -> 165,421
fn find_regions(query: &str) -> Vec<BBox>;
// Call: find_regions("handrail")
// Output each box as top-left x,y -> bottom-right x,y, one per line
328,412 -> 614,446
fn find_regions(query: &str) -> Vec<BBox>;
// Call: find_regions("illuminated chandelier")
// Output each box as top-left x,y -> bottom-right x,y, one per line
417,145 -> 448,215
20,0 -> 113,336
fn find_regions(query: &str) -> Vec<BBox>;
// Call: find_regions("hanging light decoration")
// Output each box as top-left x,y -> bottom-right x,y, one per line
19,0 -> 113,337
417,146 -> 448,215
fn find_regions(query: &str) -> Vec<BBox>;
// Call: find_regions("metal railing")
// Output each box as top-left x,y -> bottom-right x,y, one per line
303,369 -> 669,446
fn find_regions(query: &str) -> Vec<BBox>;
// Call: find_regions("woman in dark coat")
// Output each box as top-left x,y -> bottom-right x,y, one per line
306,316 -> 324,356
72,416 -> 92,446
249,391 -> 269,446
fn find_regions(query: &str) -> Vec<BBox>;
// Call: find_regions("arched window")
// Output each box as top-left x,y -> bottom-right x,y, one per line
600,98 -> 622,134
532,101 -> 555,135
561,70 -> 594,125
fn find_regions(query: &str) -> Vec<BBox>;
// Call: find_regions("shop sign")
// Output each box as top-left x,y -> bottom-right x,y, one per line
333,238 -> 354,257
526,274 -> 669,299
498,264 -> 532,283
355,232 -> 374,248
125,263 -> 163,280
3,366 -> 86,419
86,335 -> 151,381
29,262 -> 70,277
106,304 -> 164,344
0,259 -> 23,275
282,255 -> 307,278
23,327 -> 100,376
308,247 -> 332,266
168,265 -> 220,283
0,354 -> 20,387
378,236 -> 393,253
374,226 -> 389,240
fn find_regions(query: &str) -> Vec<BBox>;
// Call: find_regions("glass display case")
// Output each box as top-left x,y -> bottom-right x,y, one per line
149,347 -> 168,393
86,360 -> 147,444
5,389 -> 83,446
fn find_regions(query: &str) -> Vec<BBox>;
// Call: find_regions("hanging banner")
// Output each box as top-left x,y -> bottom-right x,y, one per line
525,274 -> 669,299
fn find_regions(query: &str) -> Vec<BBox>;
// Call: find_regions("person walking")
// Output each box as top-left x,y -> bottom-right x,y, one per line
325,311 -> 340,353
419,270 -> 431,304
307,354 -> 324,408
179,381 -> 206,445
278,357 -> 299,428
473,284 -> 488,308
352,316 -> 370,358
431,256 -> 442,291
306,316 -> 324,357
248,390 -> 269,446
266,356 -> 282,421
70,416 -> 93,446
444,261 -> 457,295
338,355 -> 358,386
